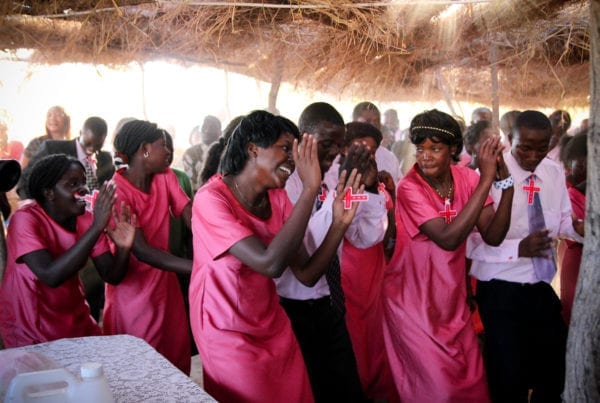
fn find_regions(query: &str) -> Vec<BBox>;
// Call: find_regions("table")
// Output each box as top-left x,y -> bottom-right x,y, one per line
1,335 -> 216,402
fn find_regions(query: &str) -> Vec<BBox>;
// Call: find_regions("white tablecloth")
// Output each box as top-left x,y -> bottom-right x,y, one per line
3,335 -> 216,402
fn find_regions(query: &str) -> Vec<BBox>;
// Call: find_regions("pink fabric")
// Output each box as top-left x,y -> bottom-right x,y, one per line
560,187 -> 585,325
103,168 -> 191,373
341,241 -> 397,402
382,164 -> 490,402
0,140 -> 24,161
0,203 -> 104,347
190,178 -> 312,403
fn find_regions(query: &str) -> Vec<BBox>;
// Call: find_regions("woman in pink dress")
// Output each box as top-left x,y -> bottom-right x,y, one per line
104,120 -> 193,374
190,110 -> 364,403
559,131 -> 587,325
336,122 -> 396,401
0,154 -> 134,347
382,109 -> 514,402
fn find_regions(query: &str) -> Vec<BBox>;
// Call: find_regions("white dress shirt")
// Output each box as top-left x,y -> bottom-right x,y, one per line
275,171 -> 333,300
375,147 -> 402,185
467,152 -> 583,284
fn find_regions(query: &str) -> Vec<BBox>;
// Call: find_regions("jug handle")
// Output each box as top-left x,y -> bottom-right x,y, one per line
5,368 -> 77,402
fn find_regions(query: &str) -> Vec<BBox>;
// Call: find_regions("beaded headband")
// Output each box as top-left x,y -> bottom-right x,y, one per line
411,126 -> 456,138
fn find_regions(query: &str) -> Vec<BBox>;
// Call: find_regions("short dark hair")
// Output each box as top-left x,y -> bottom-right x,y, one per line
298,102 -> 344,135
464,120 -> 492,150
28,154 -> 83,204
352,102 -> 380,121
515,110 -> 552,133
409,109 -> 463,162
562,130 -> 587,163
83,116 -> 107,138
500,110 -> 521,136
548,110 -> 571,132
220,110 -> 299,176
344,122 -> 382,147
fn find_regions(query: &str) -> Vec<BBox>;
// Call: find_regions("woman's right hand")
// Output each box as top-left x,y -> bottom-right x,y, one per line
107,201 -> 137,250
294,133 -> 321,193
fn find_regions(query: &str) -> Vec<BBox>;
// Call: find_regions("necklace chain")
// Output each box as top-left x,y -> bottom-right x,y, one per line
431,181 -> 453,200
233,179 -> 267,209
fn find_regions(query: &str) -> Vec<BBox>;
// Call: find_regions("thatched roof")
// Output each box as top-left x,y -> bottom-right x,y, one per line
0,1 -> 591,108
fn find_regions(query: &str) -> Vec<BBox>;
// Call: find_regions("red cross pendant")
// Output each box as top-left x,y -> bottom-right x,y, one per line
522,177 -> 540,205
438,198 -> 457,224
342,187 -> 369,210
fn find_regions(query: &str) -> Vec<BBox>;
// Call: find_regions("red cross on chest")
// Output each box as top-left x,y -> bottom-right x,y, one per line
318,186 -> 328,202
522,177 -> 540,205
438,199 -> 457,224
342,187 -> 369,209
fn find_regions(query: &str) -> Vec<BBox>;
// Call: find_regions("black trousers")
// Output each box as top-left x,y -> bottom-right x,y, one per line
280,296 -> 366,403
476,279 -> 567,403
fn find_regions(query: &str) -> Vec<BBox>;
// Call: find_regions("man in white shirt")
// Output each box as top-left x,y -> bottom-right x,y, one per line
467,110 -> 584,403
276,102 -> 364,402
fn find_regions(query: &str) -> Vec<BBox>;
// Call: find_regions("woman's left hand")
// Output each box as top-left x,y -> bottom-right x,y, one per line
332,168 -> 364,226
107,201 -> 137,250
294,133 -> 321,193
93,182 -> 117,229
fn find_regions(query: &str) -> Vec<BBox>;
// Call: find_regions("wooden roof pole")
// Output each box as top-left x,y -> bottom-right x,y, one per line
268,58 -> 283,115
489,41 -> 500,130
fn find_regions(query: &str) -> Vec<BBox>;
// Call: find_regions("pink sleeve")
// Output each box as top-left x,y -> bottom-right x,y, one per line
397,180 -> 440,239
193,187 -> 254,259
165,168 -> 191,217
10,209 -> 47,262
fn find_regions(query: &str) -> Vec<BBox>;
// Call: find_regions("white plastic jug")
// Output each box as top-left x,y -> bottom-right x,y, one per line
4,362 -> 114,403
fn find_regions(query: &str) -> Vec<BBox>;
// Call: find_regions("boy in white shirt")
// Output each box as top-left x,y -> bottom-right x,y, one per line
467,110 -> 584,402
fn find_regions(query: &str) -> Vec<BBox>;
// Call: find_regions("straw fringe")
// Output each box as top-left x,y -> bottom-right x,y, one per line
0,0 -> 590,107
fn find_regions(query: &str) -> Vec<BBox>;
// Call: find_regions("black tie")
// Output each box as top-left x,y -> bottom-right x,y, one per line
316,183 -> 346,314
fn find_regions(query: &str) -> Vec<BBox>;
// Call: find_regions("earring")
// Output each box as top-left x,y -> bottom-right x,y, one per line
144,151 -> 149,158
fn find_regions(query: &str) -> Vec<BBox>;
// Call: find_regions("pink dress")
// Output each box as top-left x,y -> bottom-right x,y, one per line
190,178 -> 313,403
103,168 -> 191,373
0,203 -> 104,347
560,186 -> 585,324
382,164 -> 490,402
341,188 -> 397,402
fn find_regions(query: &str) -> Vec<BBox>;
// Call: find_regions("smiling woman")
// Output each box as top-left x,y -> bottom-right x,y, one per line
0,154 -> 135,348
105,119 -> 194,374
189,110 -> 365,402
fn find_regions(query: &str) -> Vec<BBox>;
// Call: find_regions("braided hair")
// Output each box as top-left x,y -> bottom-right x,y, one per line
113,119 -> 164,161
28,154 -> 83,204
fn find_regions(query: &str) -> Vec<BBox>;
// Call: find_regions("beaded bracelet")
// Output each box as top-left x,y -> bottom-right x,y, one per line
493,175 -> 514,190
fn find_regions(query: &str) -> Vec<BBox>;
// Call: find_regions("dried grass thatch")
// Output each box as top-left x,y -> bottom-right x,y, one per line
0,0 -> 591,108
